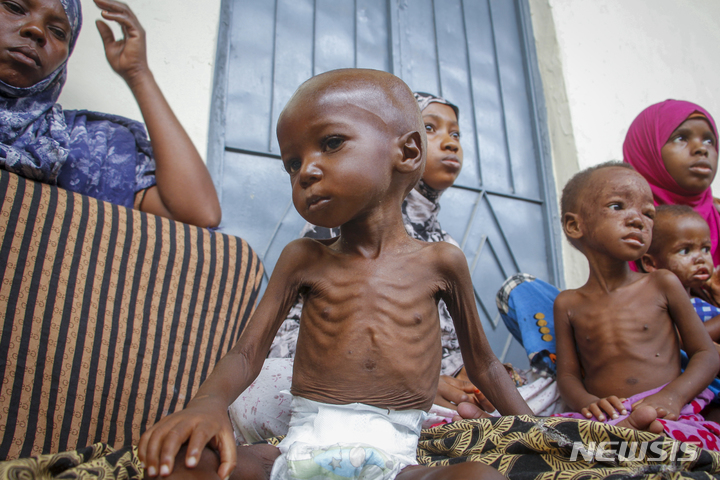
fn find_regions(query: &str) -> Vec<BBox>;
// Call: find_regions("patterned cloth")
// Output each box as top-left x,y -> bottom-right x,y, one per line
0,170 -> 264,459
693,296 -> 720,322
686,297 -> 720,403
4,416 -> 720,479
0,0 -> 156,208
412,92 -> 459,121
555,385 -> 720,451
269,185 -> 463,377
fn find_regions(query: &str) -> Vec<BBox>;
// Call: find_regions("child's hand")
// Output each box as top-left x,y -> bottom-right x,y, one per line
704,269 -> 720,305
631,390 -> 679,421
94,0 -> 150,85
581,396 -> 627,421
138,396 -> 236,479
435,375 -> 495,412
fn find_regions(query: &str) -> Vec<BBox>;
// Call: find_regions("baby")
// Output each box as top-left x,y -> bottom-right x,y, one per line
138,69 -> 531,480
553,162 -> 720,441
640,205 -> 720,341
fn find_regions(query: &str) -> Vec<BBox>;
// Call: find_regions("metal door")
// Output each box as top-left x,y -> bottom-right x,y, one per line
207,0 -> 562,367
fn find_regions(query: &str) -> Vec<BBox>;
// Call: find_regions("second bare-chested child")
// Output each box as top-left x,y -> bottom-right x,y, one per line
137,68 -> 532,480
554,161 -> 719,436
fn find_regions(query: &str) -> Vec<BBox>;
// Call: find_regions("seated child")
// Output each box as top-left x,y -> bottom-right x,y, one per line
138,69 -> 531,480
640,205 -> 720,343
553,161 -> 720,450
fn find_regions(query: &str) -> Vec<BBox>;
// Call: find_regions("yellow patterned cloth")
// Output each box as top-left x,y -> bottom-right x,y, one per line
418,416 -> 720,478
3,416 -> 720,479
0,444 -> 141,479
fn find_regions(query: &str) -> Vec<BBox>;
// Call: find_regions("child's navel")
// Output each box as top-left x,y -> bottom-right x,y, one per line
626,377 -> 639,385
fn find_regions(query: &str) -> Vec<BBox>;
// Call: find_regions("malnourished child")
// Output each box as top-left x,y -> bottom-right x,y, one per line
640,205 -> 720,343
138,69 -> 531,480
554,162 -> 720,450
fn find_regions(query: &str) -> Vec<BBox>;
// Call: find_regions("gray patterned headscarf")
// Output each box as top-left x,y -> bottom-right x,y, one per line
413,91 -> 459,121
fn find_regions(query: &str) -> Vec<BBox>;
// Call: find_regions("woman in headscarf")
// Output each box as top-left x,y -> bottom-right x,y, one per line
623,99 -> 719,265
0,0 -> 220,227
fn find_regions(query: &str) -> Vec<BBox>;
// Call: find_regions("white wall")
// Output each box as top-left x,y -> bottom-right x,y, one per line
530,0 -> 720,287
58,0 -> 222,162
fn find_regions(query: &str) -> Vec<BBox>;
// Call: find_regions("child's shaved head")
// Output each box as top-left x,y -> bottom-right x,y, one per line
278,68 -> 426,197
646,205 -> 701,257
561,161 -> 635,218
640,204 -> 713,287
283,68 -> 424,140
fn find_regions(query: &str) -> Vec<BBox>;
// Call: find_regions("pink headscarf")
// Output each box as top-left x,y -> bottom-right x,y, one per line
623,99 -> 720,265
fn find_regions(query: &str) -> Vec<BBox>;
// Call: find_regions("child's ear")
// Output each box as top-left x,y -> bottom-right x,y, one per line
562,212 -> 583,240
640,254 -> 658,272
395,131 -> 424,174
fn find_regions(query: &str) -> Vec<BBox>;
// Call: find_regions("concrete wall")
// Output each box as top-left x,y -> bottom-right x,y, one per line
529,0 -> 720,287
58,0 -> 221,162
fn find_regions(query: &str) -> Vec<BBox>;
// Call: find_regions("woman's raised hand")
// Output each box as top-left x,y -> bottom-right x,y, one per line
94,0 -> 149,85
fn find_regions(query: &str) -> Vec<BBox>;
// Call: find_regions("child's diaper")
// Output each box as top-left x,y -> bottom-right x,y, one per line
270,395 -> 427,480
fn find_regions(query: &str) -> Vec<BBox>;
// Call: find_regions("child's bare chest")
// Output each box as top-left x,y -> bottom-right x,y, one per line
569,290 -> 674,352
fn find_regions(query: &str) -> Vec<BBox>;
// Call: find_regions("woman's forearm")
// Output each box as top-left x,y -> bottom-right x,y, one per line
126,69 -> 221,227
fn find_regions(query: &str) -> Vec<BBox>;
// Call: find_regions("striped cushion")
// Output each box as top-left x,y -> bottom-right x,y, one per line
0,170 -> 263,459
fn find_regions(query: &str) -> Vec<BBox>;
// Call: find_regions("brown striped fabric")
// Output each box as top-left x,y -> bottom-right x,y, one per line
0,170 -> 264,460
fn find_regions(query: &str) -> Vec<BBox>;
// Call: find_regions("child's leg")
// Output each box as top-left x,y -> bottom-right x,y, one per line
161,443 -> 280,480
398,463 -> 506,479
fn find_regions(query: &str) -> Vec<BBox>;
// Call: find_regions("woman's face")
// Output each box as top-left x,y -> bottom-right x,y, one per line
421,103 -> 463,191
0,0 -> 71,88
661,117 -> 719,195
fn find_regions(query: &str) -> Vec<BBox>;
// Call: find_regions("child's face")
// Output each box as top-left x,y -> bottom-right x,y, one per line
277,92 -> 397,228
0,0 -> 70,88
651,215 -> 713,289
421,103 -> 463,191
661,118 -> 718,194
575,168 -> 656,261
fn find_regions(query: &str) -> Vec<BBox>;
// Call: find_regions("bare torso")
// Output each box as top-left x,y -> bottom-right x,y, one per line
559,273 -> 681,399
290,238 -> 445,411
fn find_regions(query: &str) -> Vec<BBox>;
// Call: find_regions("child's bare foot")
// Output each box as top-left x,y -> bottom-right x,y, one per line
616,405 -> 664,434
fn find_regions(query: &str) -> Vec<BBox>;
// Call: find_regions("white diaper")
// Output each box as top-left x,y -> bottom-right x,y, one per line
270,395 -> 427,480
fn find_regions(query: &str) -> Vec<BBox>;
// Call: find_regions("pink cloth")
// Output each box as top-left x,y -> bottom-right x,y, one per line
555,385 -> 720,451
623,99 -> 720,266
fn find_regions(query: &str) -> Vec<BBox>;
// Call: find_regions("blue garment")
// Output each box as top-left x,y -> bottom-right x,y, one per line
685,297 -> 720,404
692,297 -> 720,322
496,274 -> 558,375
0,0 -> 156,208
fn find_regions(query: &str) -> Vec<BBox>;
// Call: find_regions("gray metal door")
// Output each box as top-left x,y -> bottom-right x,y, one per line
207,0 -> 561,368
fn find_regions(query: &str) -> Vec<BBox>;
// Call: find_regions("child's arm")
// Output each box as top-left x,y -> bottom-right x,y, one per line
554,291 -> 627,420
438,244 -> 532,416
137,240 -> 311,479
94,0 -> 221,227
635,271 -> 720,418
703,315 -> 720,343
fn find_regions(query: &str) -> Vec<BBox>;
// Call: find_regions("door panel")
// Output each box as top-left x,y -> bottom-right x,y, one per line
210,0 -> 561,367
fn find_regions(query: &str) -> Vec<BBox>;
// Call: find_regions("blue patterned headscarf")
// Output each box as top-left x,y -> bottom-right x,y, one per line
0,0 -> 155,208
0,0 -> 82,182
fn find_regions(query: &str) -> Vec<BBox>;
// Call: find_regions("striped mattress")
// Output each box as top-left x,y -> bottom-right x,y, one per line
0,170 -> 263,459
